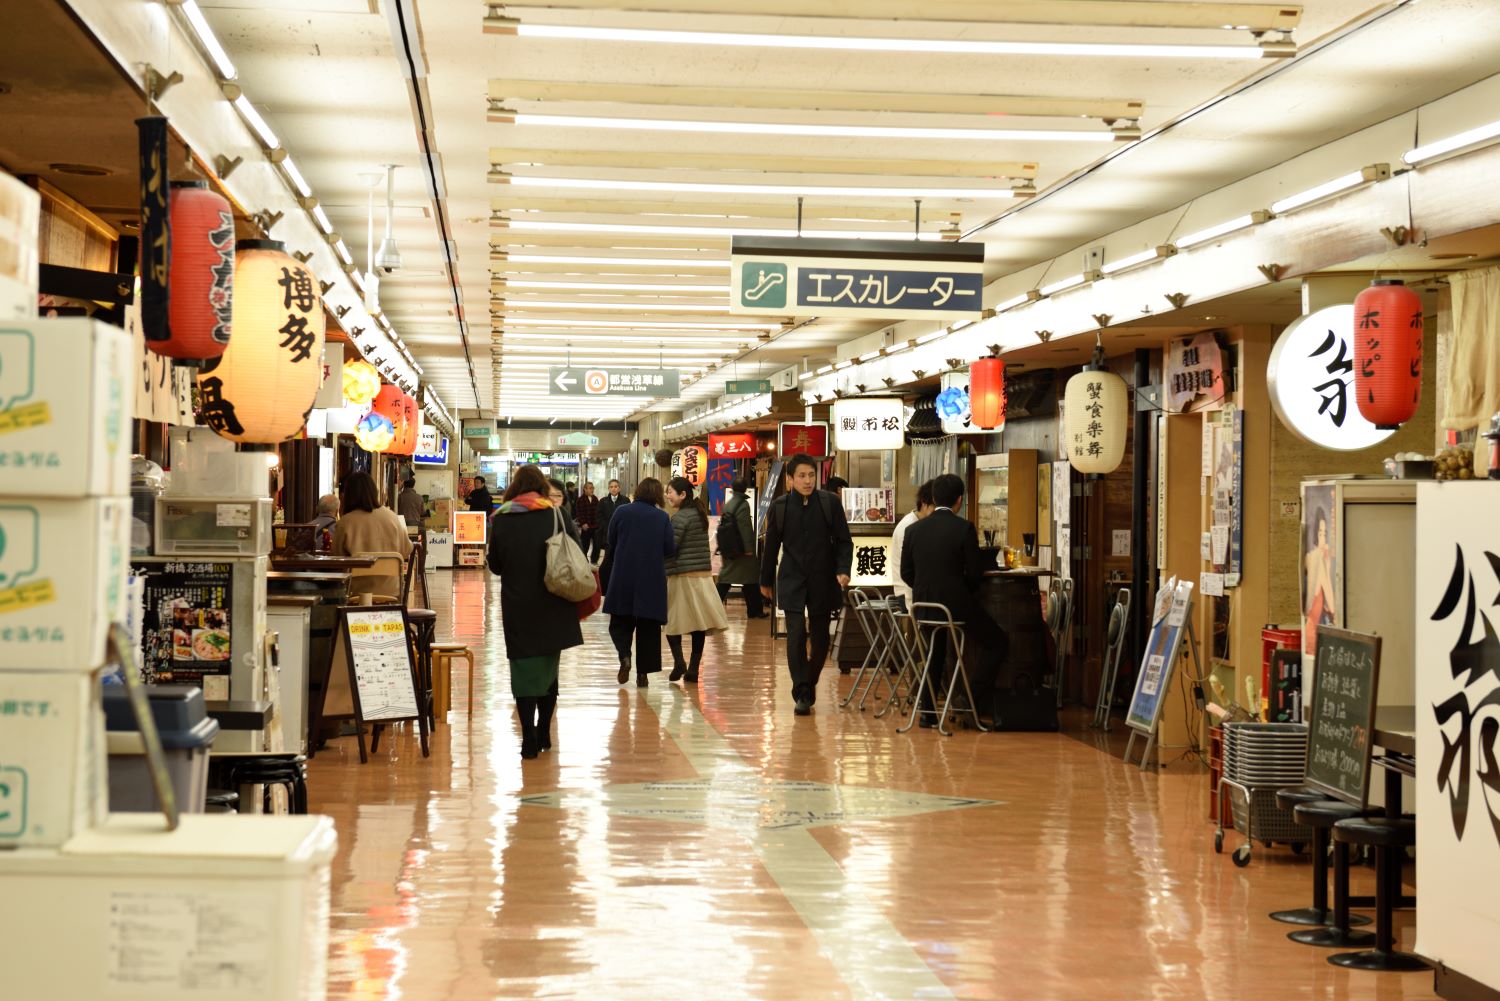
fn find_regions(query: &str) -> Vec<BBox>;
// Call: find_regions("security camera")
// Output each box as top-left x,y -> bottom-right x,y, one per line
375,237 -> 402,274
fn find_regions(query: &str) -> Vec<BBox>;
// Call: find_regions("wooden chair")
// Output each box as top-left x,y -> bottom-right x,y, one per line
350,551 -> 405,603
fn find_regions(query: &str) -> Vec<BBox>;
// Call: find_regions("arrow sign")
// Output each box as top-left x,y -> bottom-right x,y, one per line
548,367 -> 679,397
553,370 -> 578,392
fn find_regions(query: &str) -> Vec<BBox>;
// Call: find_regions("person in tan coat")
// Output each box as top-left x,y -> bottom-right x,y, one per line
333,472 -> 413,598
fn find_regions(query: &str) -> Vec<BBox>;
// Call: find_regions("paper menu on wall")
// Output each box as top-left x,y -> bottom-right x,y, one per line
1201,532 -> 1212,561
1211,526 -> 1230,563
1111,530 -> 1131,557
1200,572 -> 1225,597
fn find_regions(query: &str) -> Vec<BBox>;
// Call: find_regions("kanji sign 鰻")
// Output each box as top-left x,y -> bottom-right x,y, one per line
549,367 -> 679,397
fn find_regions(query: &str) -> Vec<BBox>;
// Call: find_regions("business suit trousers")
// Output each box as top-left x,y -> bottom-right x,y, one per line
609,615 -> 662,677
918,613 -> 1004,713
783,607 -> 833,705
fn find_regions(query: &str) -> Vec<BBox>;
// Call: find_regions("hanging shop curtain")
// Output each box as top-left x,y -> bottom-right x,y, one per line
910,436 -> 959,485
1445,266 -> 1500,431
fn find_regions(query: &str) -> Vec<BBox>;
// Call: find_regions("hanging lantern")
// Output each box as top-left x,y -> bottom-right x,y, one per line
392,392 -> 419,455
342,359 -> 381,408
151,181 -> 234,363
969,356 -> 1006,430
369,385 -> 405,453
354,411 -> 395,452
1064,348 -> 1128,475
195,240 -> 325,443
1353,279 -> 1424,429
681,444 -> 707,487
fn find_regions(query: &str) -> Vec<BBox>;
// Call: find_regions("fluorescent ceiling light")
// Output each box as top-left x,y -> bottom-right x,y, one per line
915,331 -> 946,345
333,239 -> 353,266
1269,165 -> 1389,215
887,340 -> 912,353
502,174 -> 1017,200
1175,211 -> 1269,249
799,370 -> 815,381
498,279 -> 730,293
1405,118 -> 1500,165
232,95 -> 279,150
180,1 -> 237,79
994,291 -> 1037,311
516,113 -> 1111,143
816,364 -> 834,375
512,24 -> 1267,60
834,360 -> 854,370
1041,273 -> 1087,296
502,332 -> 758,343
500,345 -> 728,357
858,350 -> 883,362
494,299 -> 730,313
502,318 -> 780,330
501,220 -> 946,240
948,320 -> 975,333
1100,246 -> 1176,276
502,253 -> 731,269
311,205 -> 333,234
280,156 -> 312,199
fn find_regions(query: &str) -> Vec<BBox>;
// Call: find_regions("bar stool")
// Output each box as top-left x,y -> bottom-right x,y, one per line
899,602 -> 987,736
432,643 -> 476,716
214,754 -> 308,815
874,608 -> 923,721
1270,788 -> 1373,928
1328,817 -> 1426,972
204,789 -> 239,814
407,608 -> 438,728
1287,801 -> 1376,949
841,589 -> 892,710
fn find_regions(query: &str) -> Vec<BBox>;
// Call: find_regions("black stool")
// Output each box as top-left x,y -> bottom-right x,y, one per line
1329,817 -> 1426,972
1271,788 -> 1372,928
204,789 -> 239,814
1287,801 -> 1377,949
213,754 -> 309,815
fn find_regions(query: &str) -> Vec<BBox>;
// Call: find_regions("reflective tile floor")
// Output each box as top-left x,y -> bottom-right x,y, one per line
307,572 -> 1436,1000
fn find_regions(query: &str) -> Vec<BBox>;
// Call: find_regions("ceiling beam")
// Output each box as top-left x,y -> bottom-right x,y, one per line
490,194 -> 958,223
490,146 -> 1037,179
487,78 -> 1142,121
493,1 -> 1300,31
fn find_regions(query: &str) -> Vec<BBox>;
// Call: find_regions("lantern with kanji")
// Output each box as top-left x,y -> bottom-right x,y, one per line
392,391 -> 419,455
969,356 -> 1006,430
152,181 -> 234,363
195,240 -> 325,443
1064,353 -> 1127,475
1353,279 -> 1424,429
681,444 -> 707,486
342,358 -> 381,408
368,385 -> 406,453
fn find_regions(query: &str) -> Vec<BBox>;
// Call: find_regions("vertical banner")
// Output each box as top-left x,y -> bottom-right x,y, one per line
135,115 -> 170,344
705,458 -> 734,515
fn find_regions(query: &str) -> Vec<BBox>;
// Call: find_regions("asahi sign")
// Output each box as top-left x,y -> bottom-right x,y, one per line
730,237 -> 984,321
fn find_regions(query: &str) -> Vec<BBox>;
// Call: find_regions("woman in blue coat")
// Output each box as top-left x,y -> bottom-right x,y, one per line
603,477 -> 676,687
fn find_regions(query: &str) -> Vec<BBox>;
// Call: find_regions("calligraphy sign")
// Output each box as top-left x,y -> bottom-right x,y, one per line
135,116 -> 170,344
708,433 -> 756,458
778,422 -> 828,459
849,536 -> 895,587
730,236 -> 985,321
1164,332 -> 1225,413
832,398 -> 904,451
1268,304 -> 1396,451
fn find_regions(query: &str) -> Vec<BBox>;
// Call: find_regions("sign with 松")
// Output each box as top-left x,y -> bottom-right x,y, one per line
832,398 -> 905,451
730,236 -> 985,321
1268,304 -> 1396,451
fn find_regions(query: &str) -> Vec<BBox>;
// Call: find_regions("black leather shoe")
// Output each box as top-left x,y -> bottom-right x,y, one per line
617,656 -> 631,685
794,700 -> 811,716
637,674 -> 649,688
669,659 -> 686,682
684,670 -> 699,683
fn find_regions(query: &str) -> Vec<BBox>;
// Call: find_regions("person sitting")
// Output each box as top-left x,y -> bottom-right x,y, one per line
333,471 -> 414,599
312,493 -> 339,552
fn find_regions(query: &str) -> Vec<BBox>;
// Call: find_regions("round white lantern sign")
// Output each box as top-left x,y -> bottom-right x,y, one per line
1267,304 -> 1396,451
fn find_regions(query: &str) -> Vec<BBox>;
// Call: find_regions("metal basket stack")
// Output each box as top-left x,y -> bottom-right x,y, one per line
1218,722 -> 1309,865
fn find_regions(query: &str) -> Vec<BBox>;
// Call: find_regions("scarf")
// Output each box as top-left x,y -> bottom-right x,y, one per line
497,491 -> 553,515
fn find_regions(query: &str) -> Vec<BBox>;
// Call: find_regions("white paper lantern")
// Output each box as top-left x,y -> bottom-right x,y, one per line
1064,366 -> 1127,474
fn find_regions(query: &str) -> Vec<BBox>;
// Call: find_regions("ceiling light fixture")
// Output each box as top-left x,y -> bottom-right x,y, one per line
816,364 -> 835,375
502,332 -> 759,344
501,23 -> 1271,60
915,331 -> 946,345
995,290 -> 1043,311
178,1 -> 237,79
311,205 -> 333,234
858,350 -> 883,362
799,370 -> 816,381
231,94 -> 279,150
1405,118 -> 1500,165
333,239 -> 354,267
493,299 -> 731,313
1269,164 -> 1390,215
502,318 -> 781,330
1040,273 -> 1087,296
497,219 -> 949,241
1175,210 -> 1270,249
280,156 -> 312,199
498,253 -> 731,269
515,113 -> 1114,143
497,279 -> 731,293
498,174 -> 1018,200
1100,245 -> 1177,275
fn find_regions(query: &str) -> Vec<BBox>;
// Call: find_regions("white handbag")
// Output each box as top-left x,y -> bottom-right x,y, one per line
544,506 -> 598,601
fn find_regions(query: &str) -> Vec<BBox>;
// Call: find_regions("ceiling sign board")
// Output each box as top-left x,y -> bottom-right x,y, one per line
832,397 -> 905,451
413,430 -> 449,466
725,379 -> 772,395
557,431 -> 599,447
1267,304 -> 1396,451
462,421 -> 495,439
730,236 -> 985,321
549,367 -> 679,397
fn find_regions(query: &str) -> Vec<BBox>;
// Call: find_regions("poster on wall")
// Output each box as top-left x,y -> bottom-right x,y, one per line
1036,462 -> 1053,547
1415,482 -> 1500,987
1300,482 -> 1339,658
1053,460 -> 1070,527
849,535 -> 896,588
1209,406 -> 1244,586
135,561 -> 234,698
843,487 -> 896,525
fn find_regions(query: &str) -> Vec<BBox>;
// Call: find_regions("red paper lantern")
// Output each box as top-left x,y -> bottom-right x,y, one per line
969,356 -> 1006,429
394,392 -> 419,455
155,181 -> 234,362
1353,279 -> 1423,429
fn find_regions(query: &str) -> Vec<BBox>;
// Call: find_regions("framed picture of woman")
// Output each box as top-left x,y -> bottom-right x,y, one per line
1300,483 -> 1339,656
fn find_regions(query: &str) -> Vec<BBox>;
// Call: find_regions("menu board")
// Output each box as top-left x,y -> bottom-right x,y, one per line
133,560 -> 234,697
341,607 -> 420,723
1305,626 -> 1381,807
1126,578 -> 1194,735
843,487 -> 896,525
452,509 -> 488,546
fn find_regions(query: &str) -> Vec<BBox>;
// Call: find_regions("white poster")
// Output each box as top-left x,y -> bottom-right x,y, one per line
1415,481 -> 1500,985
1056,527 -> 1071,581
1053,461 -> 1070,527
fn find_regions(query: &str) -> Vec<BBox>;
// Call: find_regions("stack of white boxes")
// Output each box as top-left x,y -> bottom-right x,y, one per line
0,316 -> 134,849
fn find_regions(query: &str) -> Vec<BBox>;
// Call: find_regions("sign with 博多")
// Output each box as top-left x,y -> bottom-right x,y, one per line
549,367 -> 679,397
778,422 -> 829,458
1267,304 -> 1396,451
708,433 -> 756,459
730,236 -> 985,321
725,380 -> 771,396
832,398 -> 905,451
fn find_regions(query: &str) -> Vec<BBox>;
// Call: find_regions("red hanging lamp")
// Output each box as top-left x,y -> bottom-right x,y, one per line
969,355 -> 1006,429
153,181 -> 235,363
1353,279 -> 1423,430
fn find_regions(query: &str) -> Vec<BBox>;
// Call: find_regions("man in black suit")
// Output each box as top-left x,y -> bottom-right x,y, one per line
593,478 -> 626,566
761,454 -> 853,716
900,473 -> 1006,725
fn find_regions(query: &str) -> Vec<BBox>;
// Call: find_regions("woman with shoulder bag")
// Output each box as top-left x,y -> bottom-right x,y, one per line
487,465 -> 584,759
665,477 -> 728,683
603,478 -> 676,687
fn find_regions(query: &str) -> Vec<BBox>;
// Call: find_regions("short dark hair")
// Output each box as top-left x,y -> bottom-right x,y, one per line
503,464 -> 549,501
474,475 -> 485,485
731,476 -> 751,493
932,473 -> 965,509
916,480 -> 935,508
609,478 -> 620,486
635,477 -> 665,507
547,477 -> 567,497
403,476 -> 415,489
340,472 -> 379,514
825,475 -> 848,493
786,453 -> 818,477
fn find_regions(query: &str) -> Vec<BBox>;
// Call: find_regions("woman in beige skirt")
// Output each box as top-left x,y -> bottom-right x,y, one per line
664,476 -> 728,683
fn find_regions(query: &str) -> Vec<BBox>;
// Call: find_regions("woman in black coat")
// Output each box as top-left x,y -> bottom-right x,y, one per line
488,464 -> 584,759
602,477 -> 676,687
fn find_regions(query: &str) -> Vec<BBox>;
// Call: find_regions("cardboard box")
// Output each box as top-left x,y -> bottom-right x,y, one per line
0,318 -> 133,497
0,496 -> 131,670
0,669 -> 107,848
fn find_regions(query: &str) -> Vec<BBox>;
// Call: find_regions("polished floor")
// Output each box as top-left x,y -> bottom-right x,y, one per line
307,571 -> 1436,1000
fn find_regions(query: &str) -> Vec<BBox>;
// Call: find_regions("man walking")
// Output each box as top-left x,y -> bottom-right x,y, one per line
900,473 -> 1007,726
760,454 -> 852,716
466,475 -> 494,514
574,481 -> 601,561
594,478 -> 625,565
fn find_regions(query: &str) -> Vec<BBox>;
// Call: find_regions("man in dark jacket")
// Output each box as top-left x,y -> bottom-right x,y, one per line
901,473 -> 1007,726
574,481 -> 601,561
466,476 -> 494,514
760,454 -> 853,716
593,478 -> 626,565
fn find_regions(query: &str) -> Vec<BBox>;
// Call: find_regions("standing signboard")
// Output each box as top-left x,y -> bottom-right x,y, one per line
334,605 -> 429,763
1124,578 -> 1197,768
1303,626 -> 1380,806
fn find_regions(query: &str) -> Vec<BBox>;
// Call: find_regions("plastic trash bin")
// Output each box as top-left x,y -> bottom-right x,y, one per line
103,684 -> 219,813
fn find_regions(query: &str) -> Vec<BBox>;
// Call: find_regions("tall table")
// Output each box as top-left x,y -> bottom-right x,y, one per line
978,568 -> 1055,691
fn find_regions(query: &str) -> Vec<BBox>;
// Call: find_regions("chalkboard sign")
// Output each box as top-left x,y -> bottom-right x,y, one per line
1126,579 -> 1195,735
338,605 -> 429,763
1305,626 -> 1381,807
